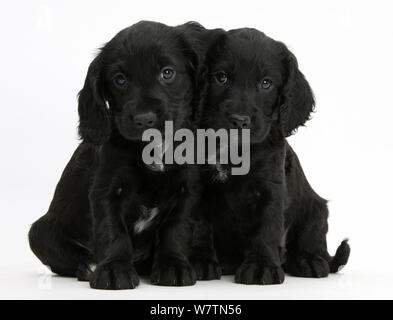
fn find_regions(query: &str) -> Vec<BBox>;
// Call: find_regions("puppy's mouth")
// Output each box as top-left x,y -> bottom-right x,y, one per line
116,119 -> 187,142
119,126 -> 166,141
204,120 -> 270,144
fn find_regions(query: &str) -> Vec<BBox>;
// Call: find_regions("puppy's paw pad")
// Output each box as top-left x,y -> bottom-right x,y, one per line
89,262 -> 139,290
235,263 -> 284,285
151,260 -> 196,286
286,254 -> 329,278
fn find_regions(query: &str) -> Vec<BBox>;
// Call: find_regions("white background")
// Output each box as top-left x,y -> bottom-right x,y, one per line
1,0 -> 392,299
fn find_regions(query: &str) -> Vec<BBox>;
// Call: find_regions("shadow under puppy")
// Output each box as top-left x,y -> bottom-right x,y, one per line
192,28 -> 350,284
28,21 -> 206,289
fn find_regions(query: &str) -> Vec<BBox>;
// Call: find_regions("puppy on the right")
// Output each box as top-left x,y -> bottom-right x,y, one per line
192,28 -> 350,285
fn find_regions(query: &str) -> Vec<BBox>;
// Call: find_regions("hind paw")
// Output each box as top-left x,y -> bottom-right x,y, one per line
285,254 -> 329,278
76,263 -> 95,282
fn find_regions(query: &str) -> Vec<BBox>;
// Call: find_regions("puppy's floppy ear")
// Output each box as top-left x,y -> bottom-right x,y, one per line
279,51 -> 315,137
78,53 -> 111,145
175,23 -> 209,123
194,30 -> 227,123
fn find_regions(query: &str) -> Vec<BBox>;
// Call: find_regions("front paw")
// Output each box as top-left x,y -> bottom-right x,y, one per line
191,257 -> 222,280
151,257 -> 196,286
284,253 -> 329,278
235,262 -> 284,285
89,261 -> 139,290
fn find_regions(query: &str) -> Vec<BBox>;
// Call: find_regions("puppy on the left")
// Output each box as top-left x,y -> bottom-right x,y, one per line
28,21 -> 204,289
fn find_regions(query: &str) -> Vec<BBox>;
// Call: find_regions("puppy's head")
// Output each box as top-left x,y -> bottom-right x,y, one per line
200,28 -> 314,142
78,21 -> 203,144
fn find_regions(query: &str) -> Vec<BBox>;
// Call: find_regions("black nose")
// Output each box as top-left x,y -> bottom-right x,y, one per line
229,114 -> 251,129
134,112 -> 157,128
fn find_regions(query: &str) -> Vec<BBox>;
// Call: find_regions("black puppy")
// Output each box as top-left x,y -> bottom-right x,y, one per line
192,28 -> 350,284
29,21 -> 205,289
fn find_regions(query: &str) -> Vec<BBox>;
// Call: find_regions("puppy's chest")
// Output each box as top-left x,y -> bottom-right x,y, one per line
208,180 -> 266,213
133,205 -> 159,234
130,187 -> 176,234
130,170 -> 187,234
136,170 -> 184,199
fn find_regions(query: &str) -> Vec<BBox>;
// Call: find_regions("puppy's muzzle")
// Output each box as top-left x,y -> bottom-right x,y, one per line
228,114 -> 251,129
134,112 -> 157,129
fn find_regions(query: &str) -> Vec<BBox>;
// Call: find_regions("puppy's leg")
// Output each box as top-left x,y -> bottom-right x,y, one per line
29,215 -> 93,280
284,197 -> 331,278
29,143 -> 96,281
284,196 -> 350,277
89,184 -> 139,290
151,197 -> 196,286
190,220 -> 222,280
283,145 -> 350,277
235,190 -> 285,285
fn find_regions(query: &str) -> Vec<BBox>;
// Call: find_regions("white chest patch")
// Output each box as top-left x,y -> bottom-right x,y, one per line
212,163 -> 229,182
134,206 -> 159,234
145,162 -> 165,172
281,227 -> 289,247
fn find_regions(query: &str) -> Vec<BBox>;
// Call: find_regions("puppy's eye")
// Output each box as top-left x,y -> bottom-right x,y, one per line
261,79 -> 272,89
215,72 -> 228,85
160,67 -> 176,82
113,73 -> 127,88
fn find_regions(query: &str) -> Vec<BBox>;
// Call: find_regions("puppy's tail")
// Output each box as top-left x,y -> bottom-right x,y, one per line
328,239 -> 350,273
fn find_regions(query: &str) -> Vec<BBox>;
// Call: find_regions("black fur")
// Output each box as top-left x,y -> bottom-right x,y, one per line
28,23 -> 350,290
29,21 -> 206,289
192,28 -> 350,284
